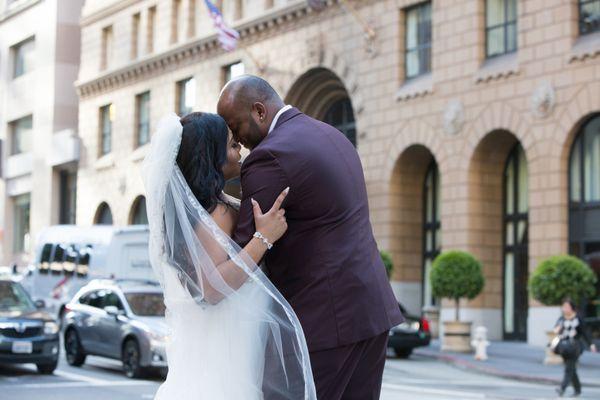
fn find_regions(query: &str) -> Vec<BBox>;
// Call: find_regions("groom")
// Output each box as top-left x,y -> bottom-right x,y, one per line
217,76 -> 403,399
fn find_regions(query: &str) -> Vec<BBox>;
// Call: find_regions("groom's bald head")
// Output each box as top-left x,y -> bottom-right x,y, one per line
217,75 -> 285,150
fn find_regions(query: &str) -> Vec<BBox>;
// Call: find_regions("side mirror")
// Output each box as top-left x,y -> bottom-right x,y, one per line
34,299 -> 46,309
104,306 -> 121,317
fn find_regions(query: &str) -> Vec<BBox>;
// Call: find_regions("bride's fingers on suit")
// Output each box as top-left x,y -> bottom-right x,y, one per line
251,198 -> 263,218
269,187 -> 290,213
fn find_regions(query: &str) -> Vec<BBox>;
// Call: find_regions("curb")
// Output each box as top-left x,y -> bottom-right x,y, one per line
414,349 -> 600,388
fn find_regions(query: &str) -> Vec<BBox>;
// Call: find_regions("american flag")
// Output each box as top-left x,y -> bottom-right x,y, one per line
204,0 -> 240,51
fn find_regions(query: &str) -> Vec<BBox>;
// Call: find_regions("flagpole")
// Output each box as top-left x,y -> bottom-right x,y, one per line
337,0 -> 375,40
239,43 -> 265,73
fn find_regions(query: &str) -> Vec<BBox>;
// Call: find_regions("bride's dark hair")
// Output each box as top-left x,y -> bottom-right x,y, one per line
177,112 -> 229,213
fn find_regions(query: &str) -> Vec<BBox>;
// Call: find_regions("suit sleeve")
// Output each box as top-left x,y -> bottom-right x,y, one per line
233,150 -> 289,248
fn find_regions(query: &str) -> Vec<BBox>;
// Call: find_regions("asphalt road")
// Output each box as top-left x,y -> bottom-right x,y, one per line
2,351 -> 600,399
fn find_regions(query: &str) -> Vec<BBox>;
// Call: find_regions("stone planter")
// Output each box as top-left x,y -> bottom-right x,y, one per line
423,306 -> 440,339
441,321 -> 472,353
544,330 -> 563,365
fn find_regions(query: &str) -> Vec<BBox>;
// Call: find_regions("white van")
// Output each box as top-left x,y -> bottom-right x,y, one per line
25,225 -> 154,319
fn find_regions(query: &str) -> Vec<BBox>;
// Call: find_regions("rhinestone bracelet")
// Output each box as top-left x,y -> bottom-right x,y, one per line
253,231 -> 273,250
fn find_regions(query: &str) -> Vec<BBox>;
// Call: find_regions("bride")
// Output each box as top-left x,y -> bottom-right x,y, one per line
142,112 -> 316,399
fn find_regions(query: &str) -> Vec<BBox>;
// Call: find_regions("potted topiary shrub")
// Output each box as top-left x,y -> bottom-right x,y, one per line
430,250 -> 485,353
380,250 -> 393,279
528,255 -> 597,364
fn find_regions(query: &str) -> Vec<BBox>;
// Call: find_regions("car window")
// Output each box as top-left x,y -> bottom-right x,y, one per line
0,281 -> 35,312
125,292 -> 165,316
78,292 -> 90,305
103,291 -> 124,310
86,290 -> 105,309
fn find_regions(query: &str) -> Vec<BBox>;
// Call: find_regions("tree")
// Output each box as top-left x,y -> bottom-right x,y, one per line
380,250 -> 393,279
529,255 -> 597,306
430,250 -> 485,321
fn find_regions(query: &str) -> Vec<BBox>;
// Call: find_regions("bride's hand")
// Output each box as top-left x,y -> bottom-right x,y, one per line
251,187 -> 289,244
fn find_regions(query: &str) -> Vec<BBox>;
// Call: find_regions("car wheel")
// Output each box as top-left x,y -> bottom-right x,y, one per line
64,328 -> 86,366
122,339 -> 144,379
394,348 -> 413,359
37,360 -> 58,374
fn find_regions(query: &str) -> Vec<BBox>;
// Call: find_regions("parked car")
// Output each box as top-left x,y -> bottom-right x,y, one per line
27,225 -> 152,323
63,279 -> 167,378
0,278 -> 60,374
388,303 -> 431,358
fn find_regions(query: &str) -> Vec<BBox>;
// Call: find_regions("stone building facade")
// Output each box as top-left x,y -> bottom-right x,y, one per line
0,0 -> 84,266
76,0 -> 600,346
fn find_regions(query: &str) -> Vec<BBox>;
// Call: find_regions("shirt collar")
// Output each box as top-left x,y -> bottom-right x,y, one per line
268,105 -> 292,134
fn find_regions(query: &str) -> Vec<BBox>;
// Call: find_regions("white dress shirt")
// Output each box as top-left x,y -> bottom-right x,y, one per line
268,105 -> 293,134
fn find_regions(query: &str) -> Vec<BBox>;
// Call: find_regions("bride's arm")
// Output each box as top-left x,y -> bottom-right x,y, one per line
196,189 -> 288,304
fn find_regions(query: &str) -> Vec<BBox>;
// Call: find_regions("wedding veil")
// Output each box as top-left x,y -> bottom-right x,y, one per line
142,113 -> 316,399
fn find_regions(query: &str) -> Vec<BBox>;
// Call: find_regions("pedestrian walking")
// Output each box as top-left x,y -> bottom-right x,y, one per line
554,299 -> 597,397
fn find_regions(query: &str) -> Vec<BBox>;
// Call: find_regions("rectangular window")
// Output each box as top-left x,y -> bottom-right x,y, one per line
235,0 -> 243,20
147,6 -> 157,53
223,61 -> 245,85
99,104 -> 113,156
12,37 -> 35,78
188,0 -> 197,38
131,13 -> 141,59
13,193 -> 30,253
486,0 -> 517,58
176,77 -> 196,116
265,0 -> 274,9
101,26 -> 114,70
579,0 -> 600,35
9,115 -> 32,155
136,92 -> 151,147
59,170 -> 77,224
171,0 -> 185,44
404,2 -> 431,79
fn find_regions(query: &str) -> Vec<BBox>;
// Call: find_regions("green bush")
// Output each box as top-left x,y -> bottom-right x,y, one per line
430,250 -> 485,321
528,255 -> 597,306
380,250 -> 393,279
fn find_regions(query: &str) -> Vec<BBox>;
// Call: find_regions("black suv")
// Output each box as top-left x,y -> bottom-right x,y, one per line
387,303 -> 431,358
0,278 -> 60,374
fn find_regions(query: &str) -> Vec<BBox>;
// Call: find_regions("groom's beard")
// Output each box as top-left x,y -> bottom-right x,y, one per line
245,118 -> 265,151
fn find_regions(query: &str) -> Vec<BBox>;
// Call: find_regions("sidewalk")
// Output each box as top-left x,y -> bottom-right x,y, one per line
415,340 -> 600,387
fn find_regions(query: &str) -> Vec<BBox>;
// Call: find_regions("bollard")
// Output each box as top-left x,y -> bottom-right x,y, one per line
471,326 -> 490,361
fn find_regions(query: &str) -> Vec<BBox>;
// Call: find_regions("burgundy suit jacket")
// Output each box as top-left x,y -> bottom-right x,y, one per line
233,108 -> 403,352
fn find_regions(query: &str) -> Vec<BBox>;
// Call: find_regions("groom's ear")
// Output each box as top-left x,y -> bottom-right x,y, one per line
252,102 -> 267,125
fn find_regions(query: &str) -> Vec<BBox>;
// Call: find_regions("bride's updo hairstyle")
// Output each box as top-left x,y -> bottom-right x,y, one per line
177,112 -> 229,213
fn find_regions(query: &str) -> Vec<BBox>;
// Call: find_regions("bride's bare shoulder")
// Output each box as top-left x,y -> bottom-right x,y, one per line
209,203 -> 238,236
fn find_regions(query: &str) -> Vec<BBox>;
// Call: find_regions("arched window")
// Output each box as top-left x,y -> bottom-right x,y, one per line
569,114 -> 600,316
130,196 -> 148,225
94,202 -> 113,225
323,98 -> 356,147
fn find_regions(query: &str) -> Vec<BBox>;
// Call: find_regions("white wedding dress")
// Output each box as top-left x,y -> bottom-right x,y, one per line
143,114 -> 316,400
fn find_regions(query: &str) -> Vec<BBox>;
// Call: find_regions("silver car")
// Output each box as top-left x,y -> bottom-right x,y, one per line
63,279 -> 168,378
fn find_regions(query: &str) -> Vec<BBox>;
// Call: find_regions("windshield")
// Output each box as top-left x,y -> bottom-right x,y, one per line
125,292 -> 165,316
0,281 -> 36,312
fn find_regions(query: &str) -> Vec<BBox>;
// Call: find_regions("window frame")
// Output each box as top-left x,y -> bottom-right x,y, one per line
485,0 -> 518,59
12,193 -> 30,253
9,115 -> 32,155
404,1 -> 432,80
579,0 -> 600,35
11,36 -> 35,79
176,77 -> 195,116
99,104 -> 113,156
136,91 -> 151,148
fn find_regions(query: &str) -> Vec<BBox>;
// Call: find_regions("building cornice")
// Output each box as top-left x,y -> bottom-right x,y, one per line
80,0 -> 143,27
76,0 -> 342,98
0,0 -> 41,23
